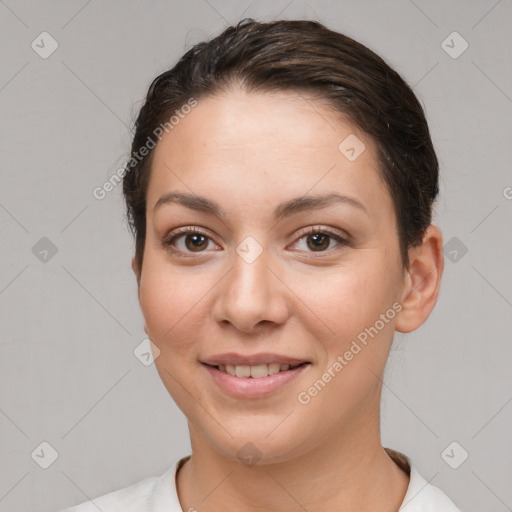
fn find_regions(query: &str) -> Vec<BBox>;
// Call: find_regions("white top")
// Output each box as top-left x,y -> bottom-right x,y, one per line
61,453 -> 460,512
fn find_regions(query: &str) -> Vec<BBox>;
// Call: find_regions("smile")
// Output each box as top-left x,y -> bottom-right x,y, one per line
207,362 -> 307,379
201,362 -> 311,399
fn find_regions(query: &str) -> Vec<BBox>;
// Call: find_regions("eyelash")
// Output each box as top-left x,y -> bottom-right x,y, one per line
162,226 -> 348,257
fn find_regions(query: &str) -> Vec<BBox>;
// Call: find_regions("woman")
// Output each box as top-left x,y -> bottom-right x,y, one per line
63,18 -> 460,511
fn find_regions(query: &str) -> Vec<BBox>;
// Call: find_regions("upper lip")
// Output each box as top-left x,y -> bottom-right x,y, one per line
200,353 -> 310,367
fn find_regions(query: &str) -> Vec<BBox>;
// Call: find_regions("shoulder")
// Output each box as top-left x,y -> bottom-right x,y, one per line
60,457 -> 186,512
385,448 -> 461,511
60,475 -> 158,512
401,464 -> 461,511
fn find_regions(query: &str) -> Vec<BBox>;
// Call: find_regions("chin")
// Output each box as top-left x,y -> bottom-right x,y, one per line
200,421 -> 313,467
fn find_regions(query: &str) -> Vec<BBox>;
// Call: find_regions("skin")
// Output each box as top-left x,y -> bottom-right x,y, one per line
132,85 -> 444,511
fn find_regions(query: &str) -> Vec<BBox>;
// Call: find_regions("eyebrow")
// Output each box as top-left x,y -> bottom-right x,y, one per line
153,191 -> 368,221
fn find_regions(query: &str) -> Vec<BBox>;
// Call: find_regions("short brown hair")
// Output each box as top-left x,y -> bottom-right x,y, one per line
123,18 -> 439,272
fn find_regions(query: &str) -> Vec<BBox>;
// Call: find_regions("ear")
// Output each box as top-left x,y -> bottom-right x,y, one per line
131,256 -> 149,336
395,224 -> 444,333
131,256 -> 141,288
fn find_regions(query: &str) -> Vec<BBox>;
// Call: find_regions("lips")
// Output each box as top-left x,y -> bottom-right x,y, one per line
202,358 -> 311,398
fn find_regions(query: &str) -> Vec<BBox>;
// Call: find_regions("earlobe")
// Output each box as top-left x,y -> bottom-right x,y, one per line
395,224 -> 444,333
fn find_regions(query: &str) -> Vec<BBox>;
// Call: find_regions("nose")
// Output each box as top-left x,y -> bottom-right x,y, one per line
212,244 -> 289,334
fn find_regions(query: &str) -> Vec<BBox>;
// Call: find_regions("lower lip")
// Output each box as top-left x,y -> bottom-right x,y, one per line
202,363 -> 310,399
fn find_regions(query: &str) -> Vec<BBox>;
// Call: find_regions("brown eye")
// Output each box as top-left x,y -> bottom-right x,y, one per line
163,227 -> 218,254
292,227 -> 348,254
181,233 -> 209,252
306,232 -> 331,251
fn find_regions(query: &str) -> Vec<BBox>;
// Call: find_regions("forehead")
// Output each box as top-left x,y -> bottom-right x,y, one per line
147,88 -> 393,221
156,87 -> 367,155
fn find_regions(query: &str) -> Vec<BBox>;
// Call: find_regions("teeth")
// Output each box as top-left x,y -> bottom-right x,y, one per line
217,362 -> 299,378
250,364 -> 268,378
268,363 -> 281,375
235,365 -> 251,378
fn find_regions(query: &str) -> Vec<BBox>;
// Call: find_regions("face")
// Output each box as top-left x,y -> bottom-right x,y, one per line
136,87 -> 410,464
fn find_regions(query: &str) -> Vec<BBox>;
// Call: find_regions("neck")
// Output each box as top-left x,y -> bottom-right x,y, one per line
176,414 -> 409,511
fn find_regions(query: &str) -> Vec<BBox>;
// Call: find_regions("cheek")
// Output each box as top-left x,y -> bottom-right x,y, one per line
305,260 -> 398,338
138,253 -> 191,344
138,251 -> 218,355
304,265 -> 398,412
138,257 -> 209,408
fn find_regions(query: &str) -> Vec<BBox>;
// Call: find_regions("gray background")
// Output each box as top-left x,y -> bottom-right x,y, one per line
0,1 -> 511,511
